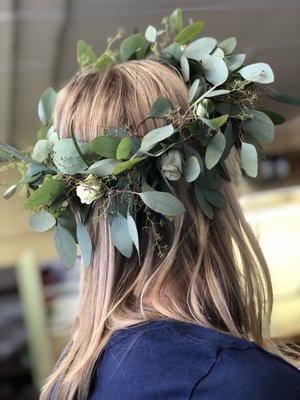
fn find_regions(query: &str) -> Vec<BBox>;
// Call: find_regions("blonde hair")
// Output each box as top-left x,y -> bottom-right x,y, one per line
41,59 -> 292,400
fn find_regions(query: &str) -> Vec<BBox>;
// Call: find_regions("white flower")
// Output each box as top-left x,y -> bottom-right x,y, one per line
76,175 -> 101,204
196,102 -> 206,117
160,150 -> 182,181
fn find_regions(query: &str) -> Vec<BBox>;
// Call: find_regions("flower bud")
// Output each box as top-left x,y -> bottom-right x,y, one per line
76,174 -> 101,204
160,150 -> 182,181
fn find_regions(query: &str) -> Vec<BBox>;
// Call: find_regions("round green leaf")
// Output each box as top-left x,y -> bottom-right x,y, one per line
187,79 -> 200,103
38,87 -> 57,125
145,25 -> 157,43
139,191 -> 185,216
83,159 -> 121,177
169,8 -> 183,33
202,55 -> 229,85
204,89 -> 230,98
76,220 -> 92,267
32,139 -> 51,163
139,124 -> 174,153
77,39 -> 97,70
127,214 -> 140,255
25,178 -> 67,210
218,37 -> 237,55
194,183 -> 214,219
29,210 -> 56,232
184,156 -> 201,182
90,136 -> 120,159
52,138 -> 90,174
238,63 -> 274,84
54,223 -> 77,269
225,54 -> 246,72
240,142 -> 258,178
201,115 -> 228,130
116,137 -> 133,160
175,21 -> 204,45
111,213 -> 133,258
120,33 -> 149,61
266,90 -> 300,106
244,110 -> 275,143
149,96 -> 172,117
180,56 -> 190,82
203,189 -> 227,208
183,37 -> 217,61
205,130 -> 226,169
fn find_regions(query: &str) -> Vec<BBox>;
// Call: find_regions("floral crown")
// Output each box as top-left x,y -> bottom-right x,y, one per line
0,8 -> 297,268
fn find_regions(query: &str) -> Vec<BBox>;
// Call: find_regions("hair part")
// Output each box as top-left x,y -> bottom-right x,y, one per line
41,59 -> 295,400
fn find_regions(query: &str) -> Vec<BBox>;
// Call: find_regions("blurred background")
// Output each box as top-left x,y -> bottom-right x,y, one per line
0,1 -> 300,399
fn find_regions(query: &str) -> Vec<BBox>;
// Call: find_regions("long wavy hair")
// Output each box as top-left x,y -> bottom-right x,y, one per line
40,59 -> 291,400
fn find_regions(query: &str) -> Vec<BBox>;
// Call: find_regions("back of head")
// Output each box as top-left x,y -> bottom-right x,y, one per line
42,59 -> 273,399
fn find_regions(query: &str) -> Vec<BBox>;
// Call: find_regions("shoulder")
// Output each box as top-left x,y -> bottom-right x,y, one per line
90,320 -> 300,400
190,344 -> 300,400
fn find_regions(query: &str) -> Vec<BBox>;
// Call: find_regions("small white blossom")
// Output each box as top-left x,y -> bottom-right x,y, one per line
160,150 -> 182,181
76,174 -> 101,204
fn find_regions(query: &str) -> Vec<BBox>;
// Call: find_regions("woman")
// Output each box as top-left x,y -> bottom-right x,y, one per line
38,59 -> 300,400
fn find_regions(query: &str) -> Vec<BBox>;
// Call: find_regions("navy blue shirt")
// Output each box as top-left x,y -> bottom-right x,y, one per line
90,320 -> 300,399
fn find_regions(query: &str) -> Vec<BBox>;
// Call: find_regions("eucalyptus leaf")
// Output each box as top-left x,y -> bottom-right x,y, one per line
211,47 -> 225,58
244,110 -> 275,143
139,191 -> 185,216
239,63 -> 274,84
139,124 -> 174,153
201,114 -> 228,130
120,33 -> 149,61
53,138 -> 90,174
82,159 -> 121,176
0,143 -> 41,165
203,189 -> 227,208
194,182 -> 214,219
76,220 -> 92,267
25,178 -> 67,210
90,136 -> 120,158
29,210 -> 56,232
116,137 -> 133,160
240,142 -> 258,177
112,157 -> 146,175
3,184 -> 18,199
184,156 -> 201,182
32,139 -> 51,163
188,79 -> 200,103
54,223 -> 77,268
38,87 -> 57,125
169,8 -> 183,33
266,90 -> 300,106
149,96 -> 172,117
225,54 -> 246,72
204,89 -> 230,98
183,37 -> 217,61
105,126 -> 128,138
259,109 -> 285,125
145,25 -> 157,43
180,56 -> 190,82
111,213 -> 133,257
174,21 -> 204,45
127,214 -> 140,255
202,55 -> 229,85
77,39 -> 97,70
218,37 -> 237,55
37,127 -> 48,140
221,124 -> 236,160
160,43 -> 182,63
205,130 -> 226,169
